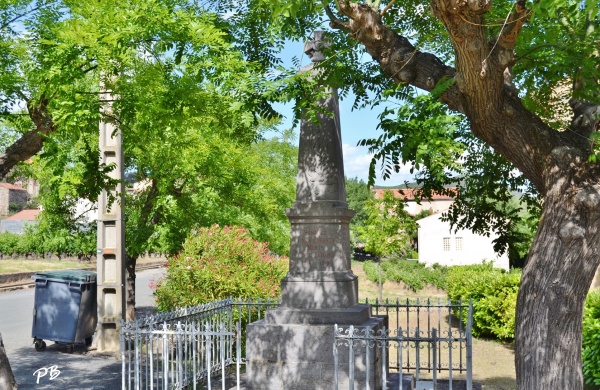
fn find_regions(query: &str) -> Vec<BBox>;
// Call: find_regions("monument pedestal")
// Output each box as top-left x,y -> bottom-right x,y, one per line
246,314 -> 387,390
246,204 -> 387,389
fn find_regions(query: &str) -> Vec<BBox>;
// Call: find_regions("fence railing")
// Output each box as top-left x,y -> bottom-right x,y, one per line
121,298 -> 279,390
335,298 -> 473,390
122,298 -> 473,390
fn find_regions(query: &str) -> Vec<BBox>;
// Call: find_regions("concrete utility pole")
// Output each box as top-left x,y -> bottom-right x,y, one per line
94,88 -> 126,353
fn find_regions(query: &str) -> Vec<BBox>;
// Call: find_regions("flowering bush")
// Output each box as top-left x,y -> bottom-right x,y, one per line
153,224 -> 288,311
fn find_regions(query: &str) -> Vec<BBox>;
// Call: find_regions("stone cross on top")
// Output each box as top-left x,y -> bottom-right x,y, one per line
304,31 -> 329,62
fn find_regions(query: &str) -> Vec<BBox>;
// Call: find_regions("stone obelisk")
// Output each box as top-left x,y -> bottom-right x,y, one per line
246,31 -> 386,390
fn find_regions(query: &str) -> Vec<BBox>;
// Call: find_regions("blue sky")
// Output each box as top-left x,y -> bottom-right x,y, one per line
272,41 -> 414,187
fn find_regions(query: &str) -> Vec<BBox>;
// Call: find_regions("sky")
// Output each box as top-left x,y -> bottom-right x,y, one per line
271,41 -> 415,187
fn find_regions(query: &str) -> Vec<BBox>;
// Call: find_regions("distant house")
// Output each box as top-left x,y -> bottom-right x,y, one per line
0,183 -> 29,216
0,209 -> 41,234
373,187 -> 456,216
416,212 -> 509,270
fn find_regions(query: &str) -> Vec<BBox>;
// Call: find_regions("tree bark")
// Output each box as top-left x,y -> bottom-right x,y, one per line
125,179 -> 158,321
515,148 -> 600,388
0,97 -> 56,179
125,254 -> 136,321
0,331 -> 18,390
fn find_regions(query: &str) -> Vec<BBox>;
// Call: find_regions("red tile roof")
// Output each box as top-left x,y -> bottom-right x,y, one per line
4,209 -> 41,221
0,183 -> 27,191
373,187 -> 456,201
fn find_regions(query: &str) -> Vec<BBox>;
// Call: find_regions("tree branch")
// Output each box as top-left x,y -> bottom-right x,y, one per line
0,2 -> 48,31
325,5 -> 350,32
0,97 -> 56,179
335,2 -> 464,112
380,0 -> 396,16
335,0 -> 578,194
569,99 -> 600,142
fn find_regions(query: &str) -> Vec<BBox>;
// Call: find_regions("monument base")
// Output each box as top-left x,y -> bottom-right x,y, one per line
280,272 -> 359,309
246,310 -> 387,390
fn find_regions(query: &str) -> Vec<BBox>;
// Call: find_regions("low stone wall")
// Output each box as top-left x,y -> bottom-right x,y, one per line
0,271 -> 37,285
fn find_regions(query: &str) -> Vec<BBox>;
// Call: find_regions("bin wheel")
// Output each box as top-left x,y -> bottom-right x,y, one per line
85,336 -> 93,347
66,344 -> 74,353
34,339 -> 46,352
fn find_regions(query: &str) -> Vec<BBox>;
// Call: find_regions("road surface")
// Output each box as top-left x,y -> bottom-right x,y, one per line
0,267 -> 165,389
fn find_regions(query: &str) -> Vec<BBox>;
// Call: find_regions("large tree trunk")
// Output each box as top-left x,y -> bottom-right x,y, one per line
0,331 -> 18,390
515,148 -> 600,389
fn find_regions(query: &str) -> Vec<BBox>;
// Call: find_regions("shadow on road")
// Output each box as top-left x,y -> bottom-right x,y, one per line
9,344 -> 120,389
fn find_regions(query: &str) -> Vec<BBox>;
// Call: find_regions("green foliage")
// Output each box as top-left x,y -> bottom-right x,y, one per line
0,232 -> 20,255
363,258 -> 447,291
356,190 -> 416,258
360,94 -> 465,187
383,259 -> 448,291
583,290 -> 600,385
363,260 -> 385,284
345,176 -> 374,229
1,0 -> 299,263
519,0 -> 600,129
153,224 -> 288,311
7,202 -> 24,213
446,263 -> 521,340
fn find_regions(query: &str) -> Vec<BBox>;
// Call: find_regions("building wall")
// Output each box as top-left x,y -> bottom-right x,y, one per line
0,220 -> 37,234
417,213 -> 509,270
0,187 -> 28,216
405,199 -> 454,216
75,198 -> 98,223
9,188 -> 28,208
0,187 -> 9,215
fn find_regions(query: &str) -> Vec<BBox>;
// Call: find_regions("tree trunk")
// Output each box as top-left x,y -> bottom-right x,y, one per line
515,148 -> 600,389
125,255 -> 137,321
0,331 -> 18,390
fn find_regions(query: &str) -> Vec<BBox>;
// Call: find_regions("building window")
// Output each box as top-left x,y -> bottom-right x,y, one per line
443,237 -> 451,252
455,237 -> 463,251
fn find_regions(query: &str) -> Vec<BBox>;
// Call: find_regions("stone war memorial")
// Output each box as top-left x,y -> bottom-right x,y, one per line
246,31 -> 386,389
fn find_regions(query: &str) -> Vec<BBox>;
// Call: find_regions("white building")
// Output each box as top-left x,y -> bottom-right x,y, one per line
416,212 -> 509,271
373,187 -> 455,216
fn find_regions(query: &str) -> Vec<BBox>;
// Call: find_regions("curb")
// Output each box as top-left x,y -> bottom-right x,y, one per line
0,261 -> 165,293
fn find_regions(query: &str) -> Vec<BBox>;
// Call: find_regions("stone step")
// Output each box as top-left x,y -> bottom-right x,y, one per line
387,373 -> 415,390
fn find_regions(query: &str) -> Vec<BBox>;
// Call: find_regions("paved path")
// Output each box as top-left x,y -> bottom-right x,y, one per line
0,267 -> 165,389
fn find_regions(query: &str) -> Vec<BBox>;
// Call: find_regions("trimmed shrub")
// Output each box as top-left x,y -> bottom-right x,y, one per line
0,232 -> 20,256
153,224 -> 288,312
446,262 -> 520,340
583,289 -> 600,385
382,258 -> 448,291
363,260 -> 386,284
362,258 -> 447,291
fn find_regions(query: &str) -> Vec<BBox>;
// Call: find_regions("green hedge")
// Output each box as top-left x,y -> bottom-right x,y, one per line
0,228 -> 96,258
383,258 -> 447,291
446,262 -> 520,340
362,258 -> 447,291
583,290 -> 600,385
363,260 -> 385,284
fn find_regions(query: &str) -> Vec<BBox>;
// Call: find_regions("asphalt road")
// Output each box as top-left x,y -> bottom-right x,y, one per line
0,267 -> 165,389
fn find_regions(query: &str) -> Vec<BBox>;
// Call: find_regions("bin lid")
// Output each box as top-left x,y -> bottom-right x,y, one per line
31,270 -> 97,283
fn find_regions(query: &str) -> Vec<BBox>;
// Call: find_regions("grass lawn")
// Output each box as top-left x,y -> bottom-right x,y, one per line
0,258 -> 95,274
0,255 -> 164,275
